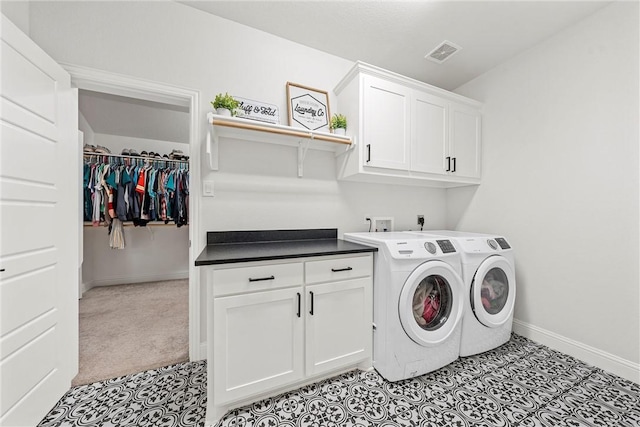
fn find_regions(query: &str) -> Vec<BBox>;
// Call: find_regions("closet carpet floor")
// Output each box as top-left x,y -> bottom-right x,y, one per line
72,279 -> 189,387
39,334 -> 639,427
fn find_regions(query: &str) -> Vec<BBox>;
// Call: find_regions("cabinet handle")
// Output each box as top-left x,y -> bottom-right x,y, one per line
297,292 -> 301,318
446,156 -> 451,172
248,275 -> 275,282
452,157 -> 457,173
309,291 -> 314,315
366,144 -> 371,163
331,267 -> 353,272
0,269 -> 4,272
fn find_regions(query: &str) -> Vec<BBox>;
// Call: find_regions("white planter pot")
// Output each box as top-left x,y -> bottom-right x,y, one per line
333,128 -> 346,136
216,108 -> 232,117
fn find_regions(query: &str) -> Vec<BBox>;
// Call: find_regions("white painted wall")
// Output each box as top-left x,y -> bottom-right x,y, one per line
78,112 -> 95,147
0,2 -> 29,36
450,2 -> 639,379
28,1 -> 447,348
82,225 -> 189,289
81,133 -> 190,290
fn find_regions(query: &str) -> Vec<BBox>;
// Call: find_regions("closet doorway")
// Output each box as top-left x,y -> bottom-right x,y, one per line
67,66 -> 202,386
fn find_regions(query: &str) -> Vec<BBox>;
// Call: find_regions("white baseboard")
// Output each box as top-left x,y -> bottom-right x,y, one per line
84,271 -> 189,291
513,319 -> 639,384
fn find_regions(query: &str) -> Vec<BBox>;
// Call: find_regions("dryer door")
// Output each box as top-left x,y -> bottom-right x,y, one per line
471,256 -> 516,327
398,260 -> 464,347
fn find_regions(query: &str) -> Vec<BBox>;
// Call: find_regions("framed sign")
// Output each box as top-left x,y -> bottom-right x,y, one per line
235,96 -> 280,124
286,82 -> 331,132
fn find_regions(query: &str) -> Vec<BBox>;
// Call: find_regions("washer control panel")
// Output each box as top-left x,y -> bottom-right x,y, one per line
487,239 -> 499,250
495,237 -> 511,249
385,239 -> 449,259
436,239 -> 456,253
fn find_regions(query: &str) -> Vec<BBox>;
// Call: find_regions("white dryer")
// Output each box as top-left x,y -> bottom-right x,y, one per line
343,232 -> 465,381
407,230 -> 516,357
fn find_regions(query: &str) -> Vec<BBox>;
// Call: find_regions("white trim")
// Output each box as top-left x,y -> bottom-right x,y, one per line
83,271 -> 189,290
63,63 -> 203,361
513,319 -> 640,384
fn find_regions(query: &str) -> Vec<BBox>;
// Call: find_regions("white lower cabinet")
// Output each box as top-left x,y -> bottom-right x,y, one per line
206,254 -> 373,425
213,287 -> 304,404
305,277 -> 370,376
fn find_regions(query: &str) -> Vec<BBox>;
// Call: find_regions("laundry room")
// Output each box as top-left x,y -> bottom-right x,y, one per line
0,1 -> 638,427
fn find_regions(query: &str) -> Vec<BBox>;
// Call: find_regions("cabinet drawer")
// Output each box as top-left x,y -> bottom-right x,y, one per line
213,262 -> 303,296
305,255 -> 372,284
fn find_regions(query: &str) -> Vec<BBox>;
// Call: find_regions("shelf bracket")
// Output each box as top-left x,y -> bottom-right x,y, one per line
335,136 -> 357,157
297,138 -> 312,178
206,112 -> 219,171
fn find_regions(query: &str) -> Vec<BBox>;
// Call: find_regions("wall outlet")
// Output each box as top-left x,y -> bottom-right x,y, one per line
372,216 -> 394,232
417,215 -> 425,226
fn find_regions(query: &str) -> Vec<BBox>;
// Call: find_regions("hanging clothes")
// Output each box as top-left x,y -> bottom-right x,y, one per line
83,153 -> 190,248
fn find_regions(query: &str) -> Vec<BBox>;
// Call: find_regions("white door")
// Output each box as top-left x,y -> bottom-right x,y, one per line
471,256 -> 516,327
449,102 -> 482,178
361,74 -> 411,170
398,261 -> 464,347
305,277 -> 371,376
213,287 -> 304,404
410,91 -> 448,174
1,15 -> 79,427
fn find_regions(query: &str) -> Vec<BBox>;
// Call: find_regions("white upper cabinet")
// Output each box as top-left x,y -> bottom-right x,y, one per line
449,102 -> 482,179
335,62 -> 482,188
361,75 -> 411,170
411,91 -> 448,175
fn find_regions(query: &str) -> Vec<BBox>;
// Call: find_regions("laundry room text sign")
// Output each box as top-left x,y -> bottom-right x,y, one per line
234,96 -> 280,124
286,82 -> 331,132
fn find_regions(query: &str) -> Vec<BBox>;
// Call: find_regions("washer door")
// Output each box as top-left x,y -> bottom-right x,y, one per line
471,256 -> 516,327
398,260 -> 464,347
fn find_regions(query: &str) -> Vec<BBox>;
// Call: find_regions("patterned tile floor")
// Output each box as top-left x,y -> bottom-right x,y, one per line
39,334 -> 639,427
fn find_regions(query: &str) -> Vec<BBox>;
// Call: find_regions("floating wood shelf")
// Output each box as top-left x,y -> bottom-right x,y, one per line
206,113 -> 355,176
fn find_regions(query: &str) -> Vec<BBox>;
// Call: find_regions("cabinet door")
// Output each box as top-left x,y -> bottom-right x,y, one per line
362,75 -> 411,170
449,103 -> 481,179
213,287 -> 304,404
305,277 -> 372,376
411,91 -> 448,174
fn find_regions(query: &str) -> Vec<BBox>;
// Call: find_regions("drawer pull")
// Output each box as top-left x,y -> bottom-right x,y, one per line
248,275 -> 275,282
309,291 -> 314,315
331,267 -> 353,272
297,293 -> 301,318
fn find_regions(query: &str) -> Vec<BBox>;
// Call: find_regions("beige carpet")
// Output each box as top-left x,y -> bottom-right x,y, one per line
72,279 -> 189,386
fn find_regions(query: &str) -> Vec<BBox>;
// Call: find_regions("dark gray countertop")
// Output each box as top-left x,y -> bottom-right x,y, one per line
195,229 -> 376,266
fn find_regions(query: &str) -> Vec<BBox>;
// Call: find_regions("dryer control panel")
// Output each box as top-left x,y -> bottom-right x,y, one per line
456,237 -> 505,253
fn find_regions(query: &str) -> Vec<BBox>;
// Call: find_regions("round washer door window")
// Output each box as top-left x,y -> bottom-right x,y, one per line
471,256 -> 516,327
399,261 -> 464,347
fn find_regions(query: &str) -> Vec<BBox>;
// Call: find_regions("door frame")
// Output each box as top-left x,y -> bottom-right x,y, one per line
62,63 -> 203,361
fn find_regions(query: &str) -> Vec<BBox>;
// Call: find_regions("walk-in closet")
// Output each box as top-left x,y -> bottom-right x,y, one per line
76,90 -> 191,385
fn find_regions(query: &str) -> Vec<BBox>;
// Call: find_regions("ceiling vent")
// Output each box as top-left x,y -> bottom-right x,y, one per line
425,40 -> 462,64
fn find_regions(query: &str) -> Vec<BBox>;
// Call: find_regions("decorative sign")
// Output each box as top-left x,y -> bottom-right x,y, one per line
234,96 -> 280,124
286,82 -> 330,132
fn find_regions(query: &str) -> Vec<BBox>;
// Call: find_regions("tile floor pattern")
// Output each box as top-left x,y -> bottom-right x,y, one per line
39,335 -> 639,427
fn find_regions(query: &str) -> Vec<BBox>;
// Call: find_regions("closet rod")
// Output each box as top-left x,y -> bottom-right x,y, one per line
83,222 -> 188,227
83,151 -> 189,164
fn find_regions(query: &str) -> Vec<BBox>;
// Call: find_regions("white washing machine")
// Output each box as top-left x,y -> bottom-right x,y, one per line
343,232 -> 465,381
406,230 -> 516,357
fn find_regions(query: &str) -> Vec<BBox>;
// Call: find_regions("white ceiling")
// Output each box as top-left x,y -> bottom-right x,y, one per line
181,0 -> 611,91
79,90 -> 190,144
80,1 -> 610,143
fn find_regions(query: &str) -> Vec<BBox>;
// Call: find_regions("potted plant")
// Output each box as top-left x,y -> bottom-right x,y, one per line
330,113 -> 347,135
211,93 -> 239,117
